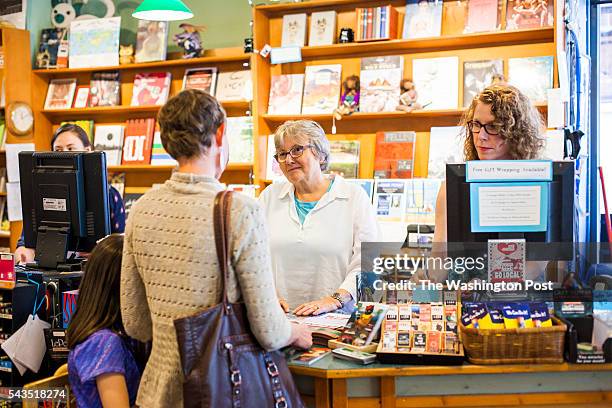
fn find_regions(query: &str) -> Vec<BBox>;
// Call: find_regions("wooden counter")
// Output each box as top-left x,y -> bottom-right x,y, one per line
289,356 -> 612,408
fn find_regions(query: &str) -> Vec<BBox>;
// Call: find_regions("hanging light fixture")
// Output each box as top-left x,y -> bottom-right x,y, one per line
132,0 -> 194,21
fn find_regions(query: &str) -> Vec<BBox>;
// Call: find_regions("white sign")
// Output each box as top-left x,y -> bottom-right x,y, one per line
466,160 -> 552,182
477,185 -> 542,227
43,198 -> 67,212
270,46 -> 302,65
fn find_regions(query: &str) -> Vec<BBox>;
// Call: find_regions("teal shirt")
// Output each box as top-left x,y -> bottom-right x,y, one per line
294,179 -> 334,224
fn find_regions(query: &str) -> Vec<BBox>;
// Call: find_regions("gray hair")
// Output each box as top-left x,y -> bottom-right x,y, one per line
273,120 -> 330,171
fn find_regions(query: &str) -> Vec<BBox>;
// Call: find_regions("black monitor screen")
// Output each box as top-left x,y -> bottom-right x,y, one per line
445,161 -> 575,261
19,151 -> 110,268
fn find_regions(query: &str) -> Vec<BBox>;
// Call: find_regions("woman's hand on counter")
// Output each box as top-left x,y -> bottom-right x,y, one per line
278,297 -> 290,313
293,296 -> 341,316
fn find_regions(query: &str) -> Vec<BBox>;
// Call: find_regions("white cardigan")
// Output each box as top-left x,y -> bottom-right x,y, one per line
258,176 -> 379,308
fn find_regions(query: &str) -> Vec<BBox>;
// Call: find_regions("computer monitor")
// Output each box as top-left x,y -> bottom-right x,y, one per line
19,151 -> 110,270
445,161 -> 575,261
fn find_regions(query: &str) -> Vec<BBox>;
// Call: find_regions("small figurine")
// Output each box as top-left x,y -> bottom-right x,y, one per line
333,75 -> 360,120
396,79 -> 422,112
173,23 -> 206,59
338,27 -> 354,43
119,44 -> 135,65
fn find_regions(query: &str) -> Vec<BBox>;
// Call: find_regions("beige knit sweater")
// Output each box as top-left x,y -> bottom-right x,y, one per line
120,172 -> 292,408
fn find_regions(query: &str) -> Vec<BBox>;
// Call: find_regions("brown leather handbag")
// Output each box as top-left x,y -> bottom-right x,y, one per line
174,190 -> 305,408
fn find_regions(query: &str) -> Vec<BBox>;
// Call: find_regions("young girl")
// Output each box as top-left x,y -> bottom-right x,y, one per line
67,234 -> 140,408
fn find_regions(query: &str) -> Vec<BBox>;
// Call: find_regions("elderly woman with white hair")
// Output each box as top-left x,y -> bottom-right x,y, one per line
259,120 -> 379,316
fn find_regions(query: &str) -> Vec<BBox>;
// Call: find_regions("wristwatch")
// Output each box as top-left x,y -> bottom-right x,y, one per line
330,292 -> 344,308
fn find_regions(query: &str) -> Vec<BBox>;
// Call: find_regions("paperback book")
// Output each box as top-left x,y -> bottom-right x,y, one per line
288,347 -> 330,366
463,59 -> 503,107
404,178 -> 443,226
89,71 -> 121,107
441,0 -> 468,35
308,11 -> 337,46
281,13 -> 307,47
427,126 -> 464,178
412,57 -> 459,109
122,118 -> 156,165
360,56 -> 403,112
215,71 -> 253,102
374,179 -> 406,222
182,67 -> 217,95
226,116 -> 254,164
301,64 -> 342,114
268,74 -> 304,115
508,56 -> 553,102
465,0 -> 499,33
69,17 -> 120,68
135,20 -> 168,63
151,130 -> 178,166
108,172 -> 126,197
93,124 -> 124,166
326,140 -> 360,179
374,131 -> 416,178
131,72 -> 172,106
36,28 -> 68,69
44,78 -> 77,110
505,0 -> 553,30
402,0 -> 443,39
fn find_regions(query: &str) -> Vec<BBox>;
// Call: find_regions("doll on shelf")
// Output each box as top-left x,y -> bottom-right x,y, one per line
396,79 -> 422,112
333,75 -> 360,120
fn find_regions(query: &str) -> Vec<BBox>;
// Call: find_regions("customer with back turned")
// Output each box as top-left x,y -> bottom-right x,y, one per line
120,89 -> 312,408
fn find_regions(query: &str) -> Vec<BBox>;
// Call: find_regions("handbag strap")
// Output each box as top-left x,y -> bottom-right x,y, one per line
213,190 -> 233,308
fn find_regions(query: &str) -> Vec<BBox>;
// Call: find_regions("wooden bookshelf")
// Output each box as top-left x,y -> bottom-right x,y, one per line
30,47 -> 256,189
252,0 -> 559,182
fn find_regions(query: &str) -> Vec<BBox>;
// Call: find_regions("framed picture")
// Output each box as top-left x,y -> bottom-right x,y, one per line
44,78 -> 77,110
73,86 -> 90,108
182,67 -> 217,95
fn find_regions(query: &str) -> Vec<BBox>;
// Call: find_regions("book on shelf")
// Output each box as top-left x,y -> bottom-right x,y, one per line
374,131 -> 416,178
60,120 -> 94,144
308,10 -> 337,46
69,17 -> 121,68
94,125 -> 124,166
428,126 -> 464,178
227,184 -> 259,199
89,71 -> 121,107
73,86 -> 90,108
281,13 -> 307,47
412,56 -> 459,110
505,0 -> 553,30
508,56 -> 553,103
226,116 -> 254,164
356,5 -> 398,41
215,71 -> 253,102
404,178 -> 443,226
360,55 -> 403,113
131,72 -> 172,106
402,0 -> 443,39
463,59 -> 503,107
326,140 -> 360,179
122,118 -> 156,165
441,0 -> 468,35
301,64 -> 342,114
374,179 -> 407,223
542,129 -> 565,160
151,130 -> 178,166
0,169 -> 6,194
124,191 -> 147,219
44,78 -> 77,110
35,28 -> 68,69
465,0 -> 500,33
288,347 -> 330,366
265,134 -> 285,182
345,179 -> 375,203
135,20 -> 168,63
268,74 -> 304,115
108,172 -> 126,198
182,67 -> 217,95
331,347 -> 376,364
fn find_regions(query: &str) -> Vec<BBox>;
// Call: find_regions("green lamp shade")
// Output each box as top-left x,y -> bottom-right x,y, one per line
132,0 -> 194,21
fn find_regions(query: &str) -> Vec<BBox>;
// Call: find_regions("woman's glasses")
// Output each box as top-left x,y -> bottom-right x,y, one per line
468,120 -> 502,136
274,144 -> 314,163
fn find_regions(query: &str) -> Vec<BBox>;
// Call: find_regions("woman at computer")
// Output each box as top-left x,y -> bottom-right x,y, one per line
120,89 -> 311,408
429,84 -> 544,281
14,123 -> 126,264
258,120 -> 379,315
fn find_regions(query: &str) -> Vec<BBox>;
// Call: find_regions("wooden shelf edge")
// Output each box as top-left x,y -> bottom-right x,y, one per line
32,52 -> 250,76
263,104 -> 547,123
108,163 -> 253,172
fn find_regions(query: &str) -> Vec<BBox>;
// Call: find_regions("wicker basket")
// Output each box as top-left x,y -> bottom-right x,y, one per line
459,316 -> 567,364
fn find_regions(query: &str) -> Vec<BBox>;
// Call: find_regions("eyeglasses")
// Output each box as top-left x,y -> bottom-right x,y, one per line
468,121 -> 502,136
274,144 -> 314,163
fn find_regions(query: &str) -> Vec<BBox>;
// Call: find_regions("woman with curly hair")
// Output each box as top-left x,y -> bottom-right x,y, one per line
434,84 -> 545,242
